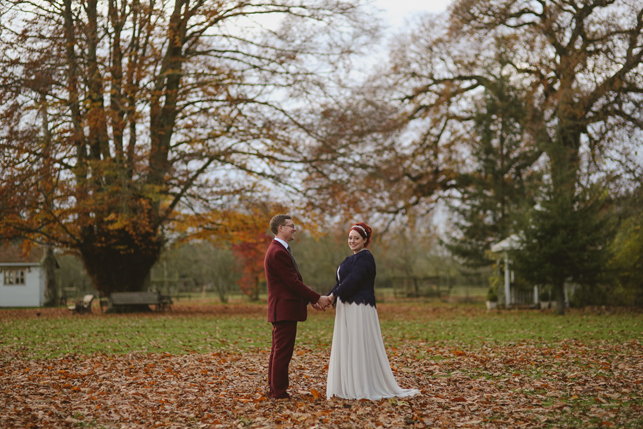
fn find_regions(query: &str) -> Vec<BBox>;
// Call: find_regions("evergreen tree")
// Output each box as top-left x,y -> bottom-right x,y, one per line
447,77 -> 541,267
514,185 -> 612,315
606,184 -> 643,306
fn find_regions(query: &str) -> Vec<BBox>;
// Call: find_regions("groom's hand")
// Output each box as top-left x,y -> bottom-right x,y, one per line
316,295 -> 331,309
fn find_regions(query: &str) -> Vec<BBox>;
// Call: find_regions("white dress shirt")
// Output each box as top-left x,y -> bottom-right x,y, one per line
274,238 -> 289,250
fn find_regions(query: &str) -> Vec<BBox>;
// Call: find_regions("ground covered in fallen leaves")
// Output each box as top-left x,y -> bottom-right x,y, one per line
1,304 -> 642,428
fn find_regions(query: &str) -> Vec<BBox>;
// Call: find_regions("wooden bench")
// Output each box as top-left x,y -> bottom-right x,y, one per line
101,291 -> 172,312
68,294 -> 95,314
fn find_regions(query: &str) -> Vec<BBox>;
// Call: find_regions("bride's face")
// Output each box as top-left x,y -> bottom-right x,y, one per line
348,230 -> 366,253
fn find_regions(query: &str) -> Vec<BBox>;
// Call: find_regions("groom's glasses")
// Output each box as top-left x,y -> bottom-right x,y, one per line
284,223 -> 296,229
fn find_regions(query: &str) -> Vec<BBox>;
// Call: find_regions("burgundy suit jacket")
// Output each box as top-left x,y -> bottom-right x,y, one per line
264,240 -> 321,323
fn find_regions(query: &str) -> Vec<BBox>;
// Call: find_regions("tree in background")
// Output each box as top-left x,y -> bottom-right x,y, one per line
43,246 -> 59,307
302,81 -> 458,220
377,224 -> 436,286
291,222 -> 482,299
441,0 -> 641,313
0,0 -> 376,297
206,245 -> 242,304
306,0 -> 643,311
232,234 -> 272,301
56,253 -> 93,301
609,214 -> 643,305
513,185 -> 613,314
151,241 -> 241,303
291,229 -> 348,294
605,181 -> 643,306
447,76 -> 542,267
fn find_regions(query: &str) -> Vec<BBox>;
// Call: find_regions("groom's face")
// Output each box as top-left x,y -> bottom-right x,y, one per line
279,221 -> 297,242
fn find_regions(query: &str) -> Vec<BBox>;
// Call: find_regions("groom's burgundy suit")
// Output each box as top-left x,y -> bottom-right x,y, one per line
265,240 -> 320,399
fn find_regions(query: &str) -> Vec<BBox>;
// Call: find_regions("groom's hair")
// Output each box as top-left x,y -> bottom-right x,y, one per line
269,214 -> 292,235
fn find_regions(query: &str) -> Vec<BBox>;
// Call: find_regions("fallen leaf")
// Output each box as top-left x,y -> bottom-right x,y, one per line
311,388 -> 321,400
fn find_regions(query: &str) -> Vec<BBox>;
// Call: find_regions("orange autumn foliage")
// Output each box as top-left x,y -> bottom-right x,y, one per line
232,234 -> 273,300
0,1 -> 374,296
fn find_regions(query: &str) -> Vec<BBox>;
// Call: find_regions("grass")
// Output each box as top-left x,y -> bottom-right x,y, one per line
1,300 -> 641,359
1,307 -> 273,359
377,306 -> 643,346
2,300 -> 642,428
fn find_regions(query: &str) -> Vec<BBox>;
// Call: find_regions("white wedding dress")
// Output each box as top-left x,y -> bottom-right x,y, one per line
326,298 -> 420,400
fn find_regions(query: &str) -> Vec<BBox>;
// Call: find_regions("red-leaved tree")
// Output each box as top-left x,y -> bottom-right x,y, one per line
232,234 -> 273,301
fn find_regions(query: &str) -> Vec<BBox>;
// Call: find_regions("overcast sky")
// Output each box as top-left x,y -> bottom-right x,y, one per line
374,0 -> 452,31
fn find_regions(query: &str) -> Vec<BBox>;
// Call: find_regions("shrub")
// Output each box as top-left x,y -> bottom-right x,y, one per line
486,285 -> 498,302
538,289 -> 550,302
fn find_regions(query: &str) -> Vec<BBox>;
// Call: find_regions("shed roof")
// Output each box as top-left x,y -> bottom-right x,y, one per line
0,245 -> 45,264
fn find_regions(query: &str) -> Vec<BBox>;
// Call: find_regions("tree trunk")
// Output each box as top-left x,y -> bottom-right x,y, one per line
548,126 -> 581,318
249,276 -> 260,301
214,278 -> 229,303
217,288 -> 228,303
43,246 -> 58,307
79,228 -> 163,297
554,278 -> 565,316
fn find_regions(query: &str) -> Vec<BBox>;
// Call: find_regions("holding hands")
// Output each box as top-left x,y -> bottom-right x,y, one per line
313,293 -> 334,311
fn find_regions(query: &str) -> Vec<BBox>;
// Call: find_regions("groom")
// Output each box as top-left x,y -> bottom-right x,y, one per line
264,214 -> 331,399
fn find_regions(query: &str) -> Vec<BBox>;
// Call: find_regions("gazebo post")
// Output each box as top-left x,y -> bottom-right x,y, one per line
504,252 -> 511,308
534,285 -> 539,305
491,234 -> 521,309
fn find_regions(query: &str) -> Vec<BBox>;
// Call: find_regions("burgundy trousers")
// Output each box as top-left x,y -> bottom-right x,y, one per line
268,320 -> 297,399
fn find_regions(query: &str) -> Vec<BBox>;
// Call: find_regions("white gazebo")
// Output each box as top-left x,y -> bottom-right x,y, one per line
490,234 -> 522,308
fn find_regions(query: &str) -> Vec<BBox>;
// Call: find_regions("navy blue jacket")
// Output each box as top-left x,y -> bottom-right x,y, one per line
330,249 -> 376,307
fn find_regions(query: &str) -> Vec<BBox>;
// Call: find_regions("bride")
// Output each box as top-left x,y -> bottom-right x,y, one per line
324,222 -> 419,400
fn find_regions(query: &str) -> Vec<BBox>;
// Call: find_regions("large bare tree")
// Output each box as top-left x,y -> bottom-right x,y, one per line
0,0 -> 377,296
305,0 -> 643,313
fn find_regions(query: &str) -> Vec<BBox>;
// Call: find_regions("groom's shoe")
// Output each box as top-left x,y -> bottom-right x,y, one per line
271,392 -> 290,400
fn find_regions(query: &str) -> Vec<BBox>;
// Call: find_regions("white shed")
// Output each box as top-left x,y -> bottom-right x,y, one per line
0,246 -> 51,307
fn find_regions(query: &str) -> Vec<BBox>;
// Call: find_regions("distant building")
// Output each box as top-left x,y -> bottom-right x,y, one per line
0,245 -> 57,307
